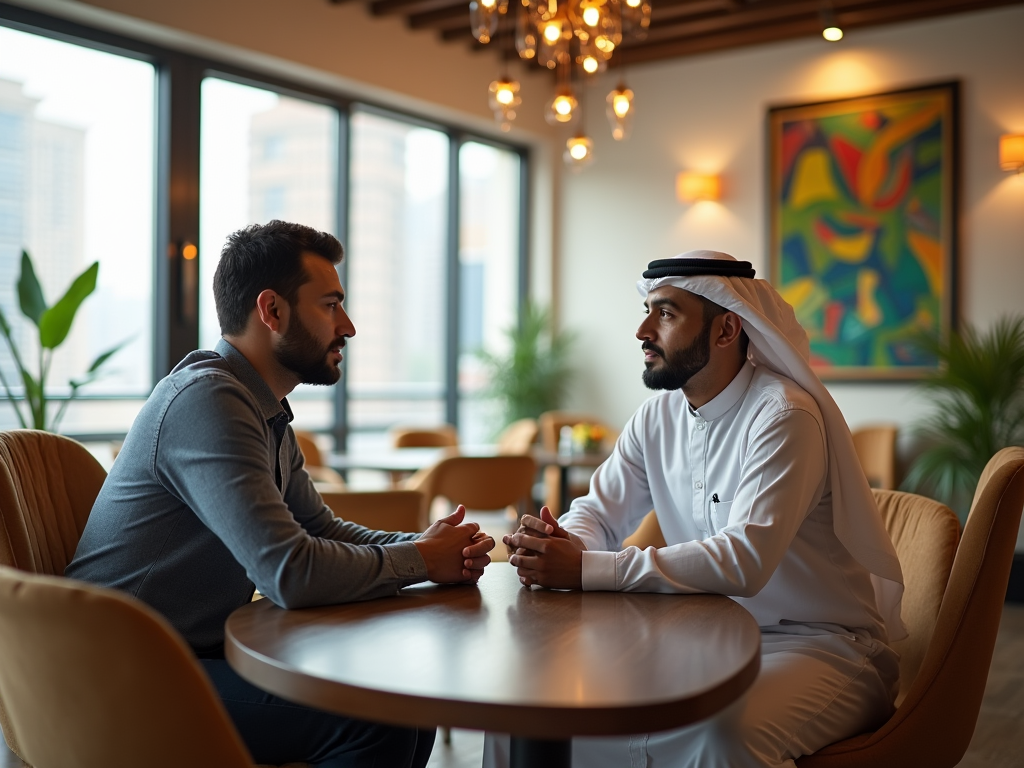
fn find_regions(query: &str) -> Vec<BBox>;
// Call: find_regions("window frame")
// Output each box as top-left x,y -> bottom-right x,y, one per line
0,2 -> 530,448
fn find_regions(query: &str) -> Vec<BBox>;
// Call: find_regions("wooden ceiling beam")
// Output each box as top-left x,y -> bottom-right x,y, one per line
632,0 -> 1018,46
644,0 -> 820,38
618,0 -> 1023,64
409,4 -> 469,29
369,0 -> 449,17
403,0 -> 1024,63
838,0 -> 1024,27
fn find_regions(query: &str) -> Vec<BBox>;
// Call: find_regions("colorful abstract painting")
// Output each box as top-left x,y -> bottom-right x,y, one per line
768,83 -> 957,379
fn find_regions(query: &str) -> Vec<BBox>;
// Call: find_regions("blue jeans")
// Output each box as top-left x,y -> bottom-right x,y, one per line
201,659 -> 435,768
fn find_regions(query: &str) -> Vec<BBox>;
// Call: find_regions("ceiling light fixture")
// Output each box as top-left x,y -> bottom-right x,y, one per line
820,2 -> 843,41
472,0 -> 651,141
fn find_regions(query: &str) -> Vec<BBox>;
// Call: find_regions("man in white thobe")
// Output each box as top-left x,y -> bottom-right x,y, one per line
483,251 -> 906,768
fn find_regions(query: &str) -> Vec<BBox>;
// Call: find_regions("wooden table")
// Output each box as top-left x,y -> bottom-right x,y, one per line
225,563 -> 761,768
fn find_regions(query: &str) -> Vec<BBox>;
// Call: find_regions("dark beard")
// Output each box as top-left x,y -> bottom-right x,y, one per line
642,319 -> 712,391
275,313 -> 343,386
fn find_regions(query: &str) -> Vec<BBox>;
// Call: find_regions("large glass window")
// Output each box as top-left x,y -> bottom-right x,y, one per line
346,110 -> 449,453
0,25 -> 154,434
0,9 -> 526,448
458,141 -> 521,444
199,77 -> 339,431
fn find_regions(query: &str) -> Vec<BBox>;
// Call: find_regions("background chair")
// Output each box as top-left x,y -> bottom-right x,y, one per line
319,489 -> 428,532
292,429 -> 347,490
0,429 -> 106,576
404,455 -> 536,538
622,510 -> 667,550
0,565 -> 254,768
496,418 -> 539,455
798,446 -> 1024,767
391,424 -> 459,448
851,424 -> 899,490
389,425 -> 459,486
538,411 -> 613,514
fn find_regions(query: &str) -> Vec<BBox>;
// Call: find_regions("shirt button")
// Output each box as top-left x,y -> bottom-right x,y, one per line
696,420 -> 706,430
695,481 -> 703,490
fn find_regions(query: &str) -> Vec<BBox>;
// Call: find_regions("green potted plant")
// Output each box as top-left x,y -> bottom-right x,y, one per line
902,315 -> 1024,519
477,302 -> 574,430
0,250 -> 127,432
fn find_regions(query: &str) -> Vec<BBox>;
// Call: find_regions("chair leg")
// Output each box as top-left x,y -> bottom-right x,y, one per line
443,726 -> 451,745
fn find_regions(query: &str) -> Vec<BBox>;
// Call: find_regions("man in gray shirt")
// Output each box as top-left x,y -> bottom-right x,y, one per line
67,220 -> 494,767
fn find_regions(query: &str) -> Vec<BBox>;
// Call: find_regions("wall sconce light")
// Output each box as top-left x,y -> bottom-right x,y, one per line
1000,134 -> 1024,174
676,172 -> 721,203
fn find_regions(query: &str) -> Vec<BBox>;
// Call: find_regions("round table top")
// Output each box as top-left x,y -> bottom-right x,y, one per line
225,563 -> 761,739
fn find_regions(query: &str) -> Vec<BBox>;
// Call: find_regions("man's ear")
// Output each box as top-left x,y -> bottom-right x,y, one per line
254,289 -> 288,334
715,311 -> 744,348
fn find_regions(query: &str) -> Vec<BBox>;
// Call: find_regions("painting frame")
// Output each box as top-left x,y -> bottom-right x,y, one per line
767,82 -> 959,380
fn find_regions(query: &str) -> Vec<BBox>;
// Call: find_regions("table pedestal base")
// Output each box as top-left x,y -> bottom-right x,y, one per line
511,736 -> 571,768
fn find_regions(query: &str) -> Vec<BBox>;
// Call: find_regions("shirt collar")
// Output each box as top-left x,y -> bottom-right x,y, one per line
215,338 -> 292,425
692,360 -> 755,422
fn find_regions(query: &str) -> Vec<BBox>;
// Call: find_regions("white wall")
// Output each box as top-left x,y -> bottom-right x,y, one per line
558,5 -> 1024,446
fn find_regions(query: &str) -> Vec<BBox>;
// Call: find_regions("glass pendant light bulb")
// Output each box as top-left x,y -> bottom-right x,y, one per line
564,134 -> 595,170
488,76 -> 522,132
606,83 -> 634,141
545,87 -> 579,125
470,0 -> 500,43
542,20 -> 562,41
582,6 -> 600,25
822,26 -> 843,41
625,0 -> 642,6
582,54 -> 600,74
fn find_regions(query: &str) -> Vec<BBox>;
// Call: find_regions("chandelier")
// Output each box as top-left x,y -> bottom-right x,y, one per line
470,0 -> 651,167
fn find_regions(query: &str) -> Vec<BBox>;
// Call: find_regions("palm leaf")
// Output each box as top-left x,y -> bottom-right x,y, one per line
16,250 -> 47,326
904,315 -> 1024,517
478,303 -> 575,429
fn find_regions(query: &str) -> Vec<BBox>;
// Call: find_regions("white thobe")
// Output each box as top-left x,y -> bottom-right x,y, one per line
484,361 -> 899,768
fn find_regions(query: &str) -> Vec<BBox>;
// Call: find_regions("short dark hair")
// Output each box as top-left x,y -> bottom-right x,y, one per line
213,220 -> 344,336
696,294 -> 749,356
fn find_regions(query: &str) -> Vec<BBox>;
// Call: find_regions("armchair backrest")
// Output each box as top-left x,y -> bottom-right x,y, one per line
0,566 -> 253,768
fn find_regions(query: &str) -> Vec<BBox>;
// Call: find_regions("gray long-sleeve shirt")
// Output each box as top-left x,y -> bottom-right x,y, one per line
66,339 -> 428,654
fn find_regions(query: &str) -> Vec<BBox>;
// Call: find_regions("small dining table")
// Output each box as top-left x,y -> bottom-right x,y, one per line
328,445 -> 613,515
225,563 -> 761,768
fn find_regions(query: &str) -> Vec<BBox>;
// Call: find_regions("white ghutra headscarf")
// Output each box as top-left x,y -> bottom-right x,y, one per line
637,249 -> 907,640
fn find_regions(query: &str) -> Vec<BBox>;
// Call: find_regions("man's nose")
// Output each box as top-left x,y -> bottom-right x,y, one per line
338,309 -> 356,339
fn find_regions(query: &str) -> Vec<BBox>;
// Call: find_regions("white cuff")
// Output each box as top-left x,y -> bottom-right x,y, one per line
581,550 -> 618,591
